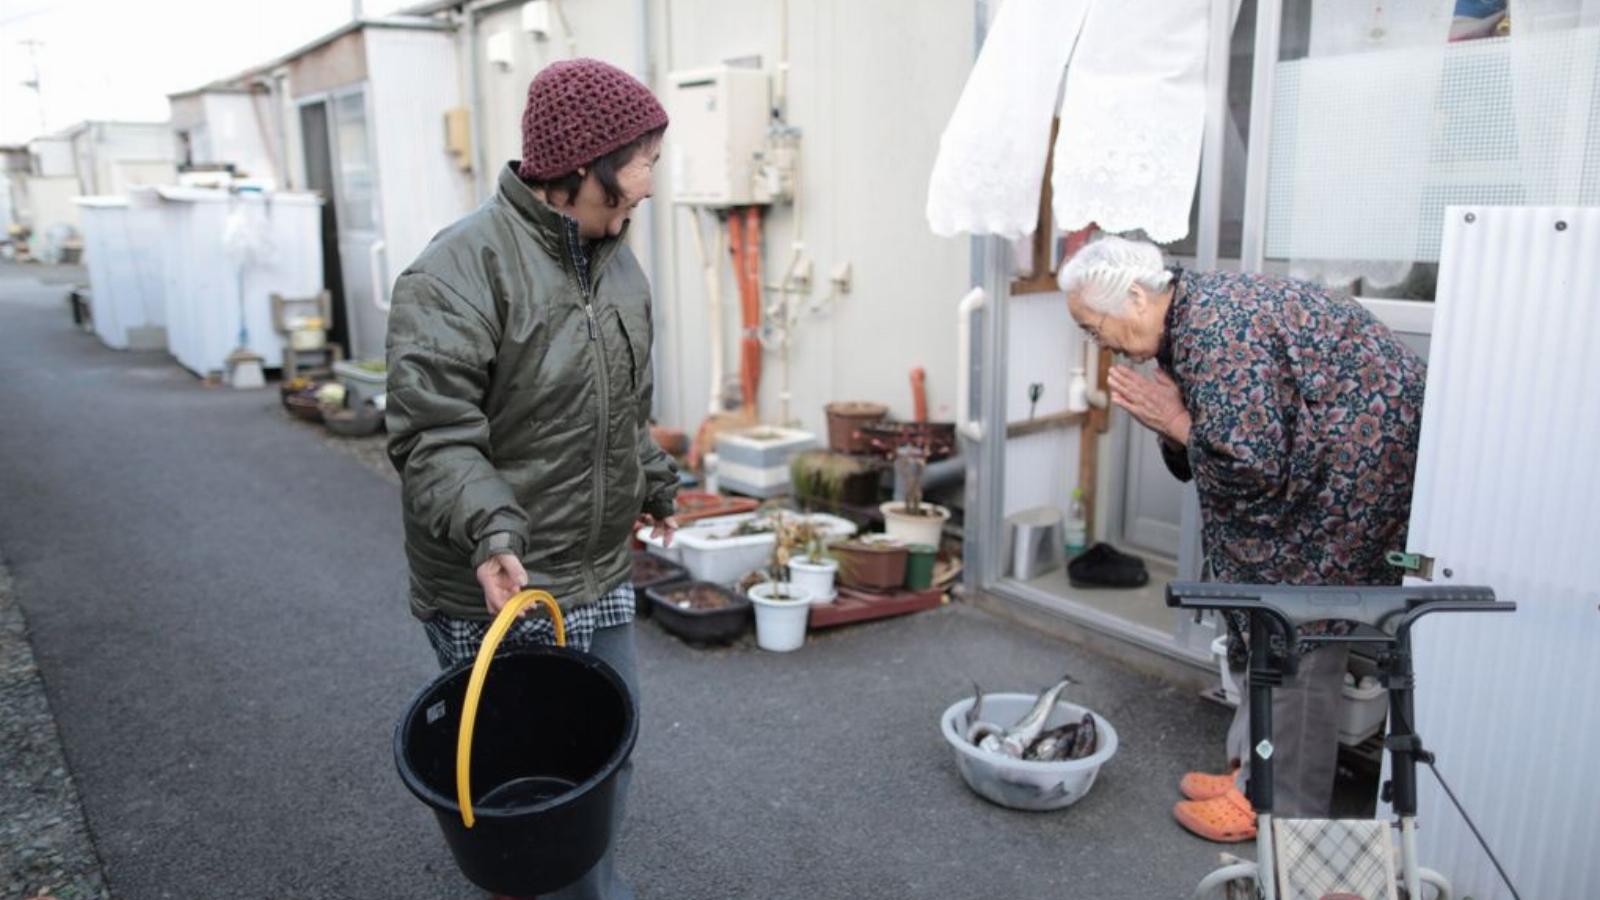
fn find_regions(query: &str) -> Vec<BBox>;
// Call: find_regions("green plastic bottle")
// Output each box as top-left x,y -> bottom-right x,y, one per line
1065,488 -> 1088,558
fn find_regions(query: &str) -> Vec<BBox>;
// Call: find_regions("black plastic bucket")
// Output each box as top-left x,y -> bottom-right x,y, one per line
394,646 -> 638,895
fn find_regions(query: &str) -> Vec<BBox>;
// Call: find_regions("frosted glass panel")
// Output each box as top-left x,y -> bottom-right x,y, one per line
1265,25 -> 1600,292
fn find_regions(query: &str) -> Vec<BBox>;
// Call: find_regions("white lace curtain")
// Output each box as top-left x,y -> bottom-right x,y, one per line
926,0 -> 1212,244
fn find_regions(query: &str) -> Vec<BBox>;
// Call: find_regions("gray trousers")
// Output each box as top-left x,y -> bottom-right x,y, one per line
541,621 -> 638,900
1226,643 -> 1349,817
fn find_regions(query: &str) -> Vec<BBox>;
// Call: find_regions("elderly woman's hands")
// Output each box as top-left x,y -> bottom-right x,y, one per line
1108,365 -> 1192,445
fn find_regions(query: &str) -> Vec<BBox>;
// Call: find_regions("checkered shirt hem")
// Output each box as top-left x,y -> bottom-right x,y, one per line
422,582 -> 636,668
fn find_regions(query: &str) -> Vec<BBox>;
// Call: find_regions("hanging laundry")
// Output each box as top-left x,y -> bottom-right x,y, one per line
926,0 -> 1091,239
1052,0 -> 1211,243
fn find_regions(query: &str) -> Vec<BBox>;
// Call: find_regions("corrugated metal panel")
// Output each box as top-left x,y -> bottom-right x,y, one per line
1401,205 -> 1600,900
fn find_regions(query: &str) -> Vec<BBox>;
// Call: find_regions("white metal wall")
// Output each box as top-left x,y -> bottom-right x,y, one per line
654,0 -> 974,435
1400,205 -> 1600,899
366,27 -> 476,294
467,1 -> 974,437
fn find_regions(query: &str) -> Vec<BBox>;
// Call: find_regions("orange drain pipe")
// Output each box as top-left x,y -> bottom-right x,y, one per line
727,207 -> 764,417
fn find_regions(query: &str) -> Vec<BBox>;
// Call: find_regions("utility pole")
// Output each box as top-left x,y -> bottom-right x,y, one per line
18,38 -> 47,135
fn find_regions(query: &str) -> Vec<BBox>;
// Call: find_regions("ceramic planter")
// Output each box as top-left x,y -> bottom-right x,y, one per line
833,541 -> 909,592
824,401 -> 888,454
880,502 -> 950,547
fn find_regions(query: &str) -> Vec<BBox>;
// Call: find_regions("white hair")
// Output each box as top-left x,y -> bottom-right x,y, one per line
1056,235 -> 1173,314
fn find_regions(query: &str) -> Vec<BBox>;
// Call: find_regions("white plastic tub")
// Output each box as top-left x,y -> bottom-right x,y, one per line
1339,656 -> 1388,745
636,512 -> 856,585
787,557 -> 838,605
939,693 -> 1119,811
1212,635 -> 1241,706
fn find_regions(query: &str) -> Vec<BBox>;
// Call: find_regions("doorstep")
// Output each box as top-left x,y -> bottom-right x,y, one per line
970,585 -> 1215,695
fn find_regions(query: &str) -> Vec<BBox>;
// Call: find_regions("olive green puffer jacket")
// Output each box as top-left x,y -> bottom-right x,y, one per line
386,163 -> 677,620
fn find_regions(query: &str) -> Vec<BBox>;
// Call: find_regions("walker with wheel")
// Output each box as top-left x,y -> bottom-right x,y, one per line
1167,581 -> 1520,900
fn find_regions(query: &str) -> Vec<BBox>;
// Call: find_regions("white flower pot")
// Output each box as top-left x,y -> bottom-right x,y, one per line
880,501 -> 950,547
787,557 -> 838,605
747,583 -> 813,652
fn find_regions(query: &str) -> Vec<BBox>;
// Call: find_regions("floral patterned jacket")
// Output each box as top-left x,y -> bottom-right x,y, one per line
1155,269 -> 1427,663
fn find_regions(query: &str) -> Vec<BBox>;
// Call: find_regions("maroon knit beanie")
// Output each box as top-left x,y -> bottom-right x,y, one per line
518,58 -> 669,181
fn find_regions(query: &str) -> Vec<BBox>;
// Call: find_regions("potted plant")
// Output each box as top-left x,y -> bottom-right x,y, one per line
745,516 -> 815,651
790,450 -> 880,510
780,518 -> 838,606
746,577 -> 812,651
645,581 -> 750,644
824,401 -> 888,454
832,538 -> 909,592
880,447 -> 950,546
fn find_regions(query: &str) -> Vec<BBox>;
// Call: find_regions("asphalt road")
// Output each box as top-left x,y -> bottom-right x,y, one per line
0,269 -> 1232,899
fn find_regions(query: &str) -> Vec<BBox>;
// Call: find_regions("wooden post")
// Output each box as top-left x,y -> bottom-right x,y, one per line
1077,349 -> 1114,539
1010,118 -> 1062,296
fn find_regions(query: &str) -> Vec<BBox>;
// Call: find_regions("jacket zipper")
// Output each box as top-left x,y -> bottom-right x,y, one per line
569,222 -> 606,604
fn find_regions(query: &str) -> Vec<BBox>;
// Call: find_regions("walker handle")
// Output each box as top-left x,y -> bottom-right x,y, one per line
457,589 -> 566,828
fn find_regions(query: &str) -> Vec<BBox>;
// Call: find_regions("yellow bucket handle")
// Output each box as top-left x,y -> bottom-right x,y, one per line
456,589 -> 566,828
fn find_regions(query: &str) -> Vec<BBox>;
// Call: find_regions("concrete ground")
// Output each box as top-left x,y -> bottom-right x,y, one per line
0,267 -> 1233,899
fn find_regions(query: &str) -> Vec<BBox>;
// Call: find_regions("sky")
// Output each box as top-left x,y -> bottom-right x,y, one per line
0,0 -> 414,146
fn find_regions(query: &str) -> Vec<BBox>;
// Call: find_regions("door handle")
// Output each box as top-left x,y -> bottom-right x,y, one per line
370,240 -> 389,312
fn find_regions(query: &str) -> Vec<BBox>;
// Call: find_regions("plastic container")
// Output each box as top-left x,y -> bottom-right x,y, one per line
630,552 -> 690,617
747,582 -> 814,652
394,647 -> 637,895
1065,488 -> 1088,558
714,427 -> 818,497
880,502 -> 950,547
904,544 -> 938,590
787,557 -> 838,605
672,491 -> 760,525
321,403 -> 384,437
1339,656 -> 1388,745
860,420 -> 958,462
1211,635 -> 1241,706
939,693 -> 1118,811
645,582 -> 751,644
636,512 -> 857,584
824,401 -> 888,454
833,540 -> 909,591
334,360 -> 388,408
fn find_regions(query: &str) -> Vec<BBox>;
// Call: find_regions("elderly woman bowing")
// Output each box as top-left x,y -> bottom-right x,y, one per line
1057,236 -> 1427,842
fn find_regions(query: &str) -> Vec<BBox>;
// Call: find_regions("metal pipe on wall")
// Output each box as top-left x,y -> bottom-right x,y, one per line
1239,0 -> 1283,273
636,0 -> 668,421
466,4 -> 488,200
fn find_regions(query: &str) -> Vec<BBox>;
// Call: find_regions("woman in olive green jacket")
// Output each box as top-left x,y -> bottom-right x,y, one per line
386,58 -> 677,900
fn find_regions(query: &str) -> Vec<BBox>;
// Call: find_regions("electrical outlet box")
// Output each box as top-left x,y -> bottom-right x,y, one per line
485,30 -> 515,70
667,66 -> 773,206
521,0 -> 552,36
443,107 -> 472,172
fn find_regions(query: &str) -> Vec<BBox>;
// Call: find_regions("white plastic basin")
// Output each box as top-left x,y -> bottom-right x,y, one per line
635,512 -> 856,585
940,693 -> 1118,811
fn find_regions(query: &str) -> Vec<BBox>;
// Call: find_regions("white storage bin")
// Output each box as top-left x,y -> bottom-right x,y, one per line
636,511 -> 856,585
1339,656 -> 1388,746
1211,635 -> 1241,706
